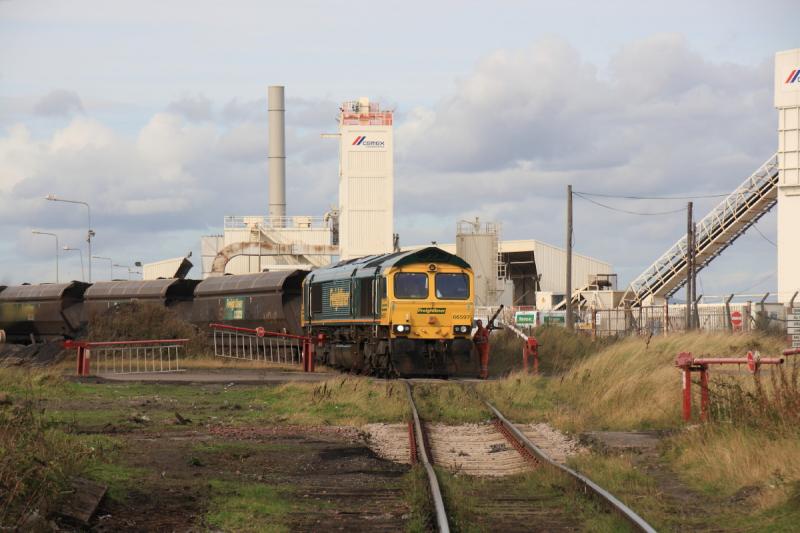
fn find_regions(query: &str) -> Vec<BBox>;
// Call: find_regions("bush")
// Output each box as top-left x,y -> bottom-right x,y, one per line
487,324 -> 615,376
87,301 -> 208,356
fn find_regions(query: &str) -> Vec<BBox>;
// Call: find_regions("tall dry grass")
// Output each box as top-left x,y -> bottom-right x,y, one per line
669,425 -> 800,510
481,331 -> 788,431
709,358 -> 800,431
488,324 -> 616,376
0,372 -> 89,528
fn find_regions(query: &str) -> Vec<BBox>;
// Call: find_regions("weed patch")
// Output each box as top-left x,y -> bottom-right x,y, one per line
0,382 -> 91,527
410,383 -> 487,424
205,480 -> 293,533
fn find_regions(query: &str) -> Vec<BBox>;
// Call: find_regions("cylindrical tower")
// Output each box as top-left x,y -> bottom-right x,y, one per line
268,85 -> 286,222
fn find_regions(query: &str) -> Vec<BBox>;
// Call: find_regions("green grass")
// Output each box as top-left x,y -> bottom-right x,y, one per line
402,466 -> 434,532
192,441 -> 295,456
0,369 -> 411,431
410,383 -> 488,424
205,480 -> 294,533
436,466 -> 631,533
84,461 -> 149,502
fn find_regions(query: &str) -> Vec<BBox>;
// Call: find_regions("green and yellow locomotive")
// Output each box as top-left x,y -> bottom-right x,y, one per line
301,247 -> 476,377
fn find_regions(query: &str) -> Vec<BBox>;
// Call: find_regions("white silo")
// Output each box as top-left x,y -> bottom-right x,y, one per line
337,98 -> 394,260
775,49 -> 800,303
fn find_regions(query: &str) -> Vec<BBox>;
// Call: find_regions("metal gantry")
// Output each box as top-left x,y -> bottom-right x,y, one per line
622,154 -> 779,307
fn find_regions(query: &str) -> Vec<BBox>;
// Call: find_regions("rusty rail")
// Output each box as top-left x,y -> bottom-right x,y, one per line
404,381 -> 450,533
484,401 -> 657,533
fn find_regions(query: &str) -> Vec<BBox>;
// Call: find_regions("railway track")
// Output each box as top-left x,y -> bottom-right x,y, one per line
404,380 -> 656,533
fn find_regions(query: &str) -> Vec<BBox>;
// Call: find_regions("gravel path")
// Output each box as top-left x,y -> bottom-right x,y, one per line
362,421 -> 583,475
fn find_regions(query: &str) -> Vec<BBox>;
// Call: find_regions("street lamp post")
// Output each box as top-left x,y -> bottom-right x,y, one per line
113,263 -> 142,280
92,256 -> 113,280
63,246 -> 85,282
32,230 -> 59,283
45,195 -> 94,282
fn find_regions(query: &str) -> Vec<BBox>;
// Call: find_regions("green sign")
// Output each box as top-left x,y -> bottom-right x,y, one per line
515,312 -> 536,325
224,297 -> 246,320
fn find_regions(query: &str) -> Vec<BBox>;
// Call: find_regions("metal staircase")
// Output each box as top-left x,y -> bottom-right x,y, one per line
621,154 -> 779,307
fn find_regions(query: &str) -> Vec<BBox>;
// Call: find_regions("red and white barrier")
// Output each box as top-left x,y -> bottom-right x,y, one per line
209,323 -> 316,372
65,338 -> 189,377
674,351 -> 785,422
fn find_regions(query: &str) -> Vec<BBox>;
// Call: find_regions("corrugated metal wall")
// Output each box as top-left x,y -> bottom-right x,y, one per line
531,240 -> 612,294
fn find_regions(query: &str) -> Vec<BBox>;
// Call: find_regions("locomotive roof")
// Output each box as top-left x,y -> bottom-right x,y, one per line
0,281 -> 91,301
308,247 -> 471,282
84,279 -> 199,300
194,270 -> 306,297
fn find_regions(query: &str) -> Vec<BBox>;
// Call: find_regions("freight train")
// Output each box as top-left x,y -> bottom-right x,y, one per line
0,247 -> 477,377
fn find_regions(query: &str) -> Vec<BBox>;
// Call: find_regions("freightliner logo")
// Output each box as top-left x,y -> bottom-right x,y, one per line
352,135 -> 385,147
786,69 -> 800,84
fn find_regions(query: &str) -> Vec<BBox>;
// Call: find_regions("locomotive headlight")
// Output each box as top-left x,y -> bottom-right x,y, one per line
394,324 -> 409,334
454,325 -> 470,334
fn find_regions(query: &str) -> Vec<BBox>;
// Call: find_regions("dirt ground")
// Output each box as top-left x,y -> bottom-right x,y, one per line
79,427 -> 413,532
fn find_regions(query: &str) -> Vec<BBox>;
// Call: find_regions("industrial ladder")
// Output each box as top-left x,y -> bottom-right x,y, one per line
621,153 -> 779,307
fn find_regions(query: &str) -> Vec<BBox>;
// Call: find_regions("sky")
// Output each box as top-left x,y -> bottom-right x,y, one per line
0,0 -> 797,299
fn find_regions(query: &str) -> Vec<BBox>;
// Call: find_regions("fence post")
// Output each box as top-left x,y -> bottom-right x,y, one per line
693,294 -> 703,331
682,365 -> 692,421
591,307 -> 597,341
664,301 -> 669,336
699,366 -> 709,422
724,294 -> 734,332
745,301 -> 752,332
624,301 -> 632,335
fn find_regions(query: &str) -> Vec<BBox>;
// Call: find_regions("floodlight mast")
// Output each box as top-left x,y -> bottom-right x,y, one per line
45,194 -> 94,282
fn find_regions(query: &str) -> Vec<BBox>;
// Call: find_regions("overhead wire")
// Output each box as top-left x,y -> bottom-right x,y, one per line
573,191 -> 730,200
750,223 -> 777,247
736,271 -> 776,294
572,192 -> 687,216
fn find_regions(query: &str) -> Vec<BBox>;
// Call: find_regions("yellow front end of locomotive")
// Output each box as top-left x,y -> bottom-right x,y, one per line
383,263 -> 474,340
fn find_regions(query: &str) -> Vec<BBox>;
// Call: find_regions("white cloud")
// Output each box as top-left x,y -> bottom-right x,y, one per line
0,35 -> 782,296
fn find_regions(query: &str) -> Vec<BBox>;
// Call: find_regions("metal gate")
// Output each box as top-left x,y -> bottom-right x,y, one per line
65,339 -> 188,376
209,323 -> 306,365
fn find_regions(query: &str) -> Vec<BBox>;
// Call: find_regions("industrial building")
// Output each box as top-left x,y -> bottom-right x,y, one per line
193,86 -> 613,306
200,88 -> 395,277
407,219 -> 612,308
776,48 -> 800,304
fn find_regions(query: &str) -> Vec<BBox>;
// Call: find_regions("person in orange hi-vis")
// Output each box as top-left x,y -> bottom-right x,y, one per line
473,319 -> 491,379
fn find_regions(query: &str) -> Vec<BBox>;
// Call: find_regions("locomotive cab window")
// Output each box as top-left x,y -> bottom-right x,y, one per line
435,273 -> 469,300
394,273 -> 429,299
310,283 -> 323,314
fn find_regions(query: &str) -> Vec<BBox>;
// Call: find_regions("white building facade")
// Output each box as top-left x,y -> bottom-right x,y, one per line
337,98 -> 394,260
776,49 -> 800,304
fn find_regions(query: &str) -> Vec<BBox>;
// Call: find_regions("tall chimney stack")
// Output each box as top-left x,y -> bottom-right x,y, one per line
268,86 -> 286,221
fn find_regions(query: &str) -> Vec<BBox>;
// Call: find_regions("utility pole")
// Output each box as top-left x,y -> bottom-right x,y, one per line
691,221 -> 697,328
686,202 -> 693,330
566,185 -> 573,331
